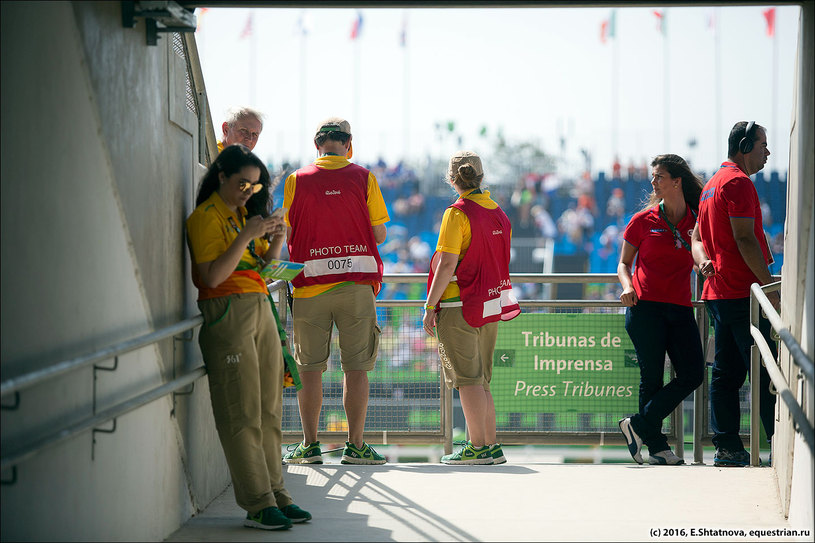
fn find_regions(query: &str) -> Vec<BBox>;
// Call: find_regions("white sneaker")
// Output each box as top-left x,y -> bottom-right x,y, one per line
649,450 -> 685,465
618,417 -> 643,464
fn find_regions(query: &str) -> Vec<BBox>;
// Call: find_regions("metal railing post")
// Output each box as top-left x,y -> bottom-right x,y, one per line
693,302 -> 707,464
750,293 -> 762,466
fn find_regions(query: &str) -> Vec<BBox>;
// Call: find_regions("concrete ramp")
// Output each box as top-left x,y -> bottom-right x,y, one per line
166,459 -> 808,542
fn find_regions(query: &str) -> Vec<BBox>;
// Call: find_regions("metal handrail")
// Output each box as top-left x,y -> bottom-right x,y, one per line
385,272 -> 622,284
1,282 -> 290,477
750,281 -> 815,466
1,367 -> 206,472
0,317 -> 204,398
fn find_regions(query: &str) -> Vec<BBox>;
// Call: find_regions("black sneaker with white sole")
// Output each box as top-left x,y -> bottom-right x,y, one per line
618,417 -> 643,464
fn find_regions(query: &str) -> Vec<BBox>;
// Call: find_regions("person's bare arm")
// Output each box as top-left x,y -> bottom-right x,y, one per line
373,223 -> 387,245
422,251 -> 458,336
692,223 -> 715,277
617,240 -> 639,307
731,217 -> 779,310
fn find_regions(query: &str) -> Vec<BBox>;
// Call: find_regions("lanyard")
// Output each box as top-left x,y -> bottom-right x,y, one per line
227,216 -> 265,270
659,202 -> 692,252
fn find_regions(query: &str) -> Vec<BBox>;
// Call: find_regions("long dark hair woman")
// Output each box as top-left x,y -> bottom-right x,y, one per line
185,144 -> 311,530
617,153 -> 705,466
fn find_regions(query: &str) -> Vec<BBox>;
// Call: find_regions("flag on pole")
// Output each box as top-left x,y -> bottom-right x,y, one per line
195,7 -> 209,33
706,8 -> 716,32
653,9 -> 665,35
296,9 -> 311,36
239,12 -> 253,40
350,10 -> 363,40
763,7 -> 776,37
600,9 -> 616,44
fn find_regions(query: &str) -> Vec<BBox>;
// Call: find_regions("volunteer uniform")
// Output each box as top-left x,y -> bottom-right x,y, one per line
429,189 -> 519,389
186,191 -> 292,514
283,154 -> 389,372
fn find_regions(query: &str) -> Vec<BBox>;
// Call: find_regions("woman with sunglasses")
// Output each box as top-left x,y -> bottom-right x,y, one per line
186,144 -> 311,530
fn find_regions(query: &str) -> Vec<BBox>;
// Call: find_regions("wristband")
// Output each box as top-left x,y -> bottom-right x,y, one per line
425,303 -> 436,311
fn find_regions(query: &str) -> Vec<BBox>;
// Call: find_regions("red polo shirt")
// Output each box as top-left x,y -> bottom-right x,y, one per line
698,162 -> 771,300
623,205 -> 696,307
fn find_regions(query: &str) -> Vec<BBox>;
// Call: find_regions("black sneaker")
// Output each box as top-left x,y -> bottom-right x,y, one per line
618,417 -> 643,464
244,506 -> 292,530
280,504 -> 312,523
714,448 -> 749,467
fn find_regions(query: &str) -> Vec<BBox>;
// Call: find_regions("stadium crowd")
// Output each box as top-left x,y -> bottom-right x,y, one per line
270,156 -> 785,304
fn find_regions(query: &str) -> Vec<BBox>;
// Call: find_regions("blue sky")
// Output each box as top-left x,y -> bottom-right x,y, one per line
195,5 -> 800,180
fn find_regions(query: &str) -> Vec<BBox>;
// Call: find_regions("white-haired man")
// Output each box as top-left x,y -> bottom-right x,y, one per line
219,106 -> 264,152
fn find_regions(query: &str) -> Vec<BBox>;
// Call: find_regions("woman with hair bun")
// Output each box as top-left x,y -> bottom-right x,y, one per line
423,151 -> 520,465
186,144 -> 311,530
617,153 -> 705,466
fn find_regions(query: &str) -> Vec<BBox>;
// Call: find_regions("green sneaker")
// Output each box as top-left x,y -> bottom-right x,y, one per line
244,506 -> 292,530
341,441 -> 387,464
280,504 -> 312,523
283,441 -> 323,464
490,443 -> 507,464
441,441 -> 494,465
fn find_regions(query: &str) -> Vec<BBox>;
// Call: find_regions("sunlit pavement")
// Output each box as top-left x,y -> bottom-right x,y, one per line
165,446 -> 806,543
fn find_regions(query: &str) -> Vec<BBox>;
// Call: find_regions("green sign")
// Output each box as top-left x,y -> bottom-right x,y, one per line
492,313 -> 639,413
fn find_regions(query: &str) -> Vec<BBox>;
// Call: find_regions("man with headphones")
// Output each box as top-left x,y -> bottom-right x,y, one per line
690,121 -> 778,467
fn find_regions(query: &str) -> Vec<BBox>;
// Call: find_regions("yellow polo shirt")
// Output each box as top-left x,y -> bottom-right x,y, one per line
186,191 -> 269,300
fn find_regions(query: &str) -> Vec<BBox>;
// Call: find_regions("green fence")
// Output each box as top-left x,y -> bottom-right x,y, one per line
276,273 -> 766,455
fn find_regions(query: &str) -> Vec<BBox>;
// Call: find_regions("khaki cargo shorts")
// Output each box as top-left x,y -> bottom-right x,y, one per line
291,283 -> 380,372
436,306 -> 498,389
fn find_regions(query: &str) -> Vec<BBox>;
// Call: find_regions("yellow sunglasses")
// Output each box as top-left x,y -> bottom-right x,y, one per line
238,180 -> 263,194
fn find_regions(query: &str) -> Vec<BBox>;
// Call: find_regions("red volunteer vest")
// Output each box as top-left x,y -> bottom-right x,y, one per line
428,198 -> 520,327
287,163 -> 383,288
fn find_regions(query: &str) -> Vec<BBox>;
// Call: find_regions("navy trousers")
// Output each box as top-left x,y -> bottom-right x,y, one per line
625,301 -> 704,453
706,298 -> 777,452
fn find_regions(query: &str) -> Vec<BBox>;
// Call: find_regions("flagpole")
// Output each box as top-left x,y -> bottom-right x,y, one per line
611,24 -> 618,165
299,11 -> 307,166
250,11 -> 256,106
771,17 -> 778,172
663,9 -> 670,152
402,10 -> 410,162
353,37 -> 360,136
606,9 -> 618,171
351,11 -> 362,140
714,7 -> 722,164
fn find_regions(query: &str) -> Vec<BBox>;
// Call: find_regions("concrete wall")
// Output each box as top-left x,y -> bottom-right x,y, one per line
778,1 -> 814,530
1,2 -> 228,540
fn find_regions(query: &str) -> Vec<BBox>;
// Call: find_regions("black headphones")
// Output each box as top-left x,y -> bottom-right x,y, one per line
739,121 -> 756,154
